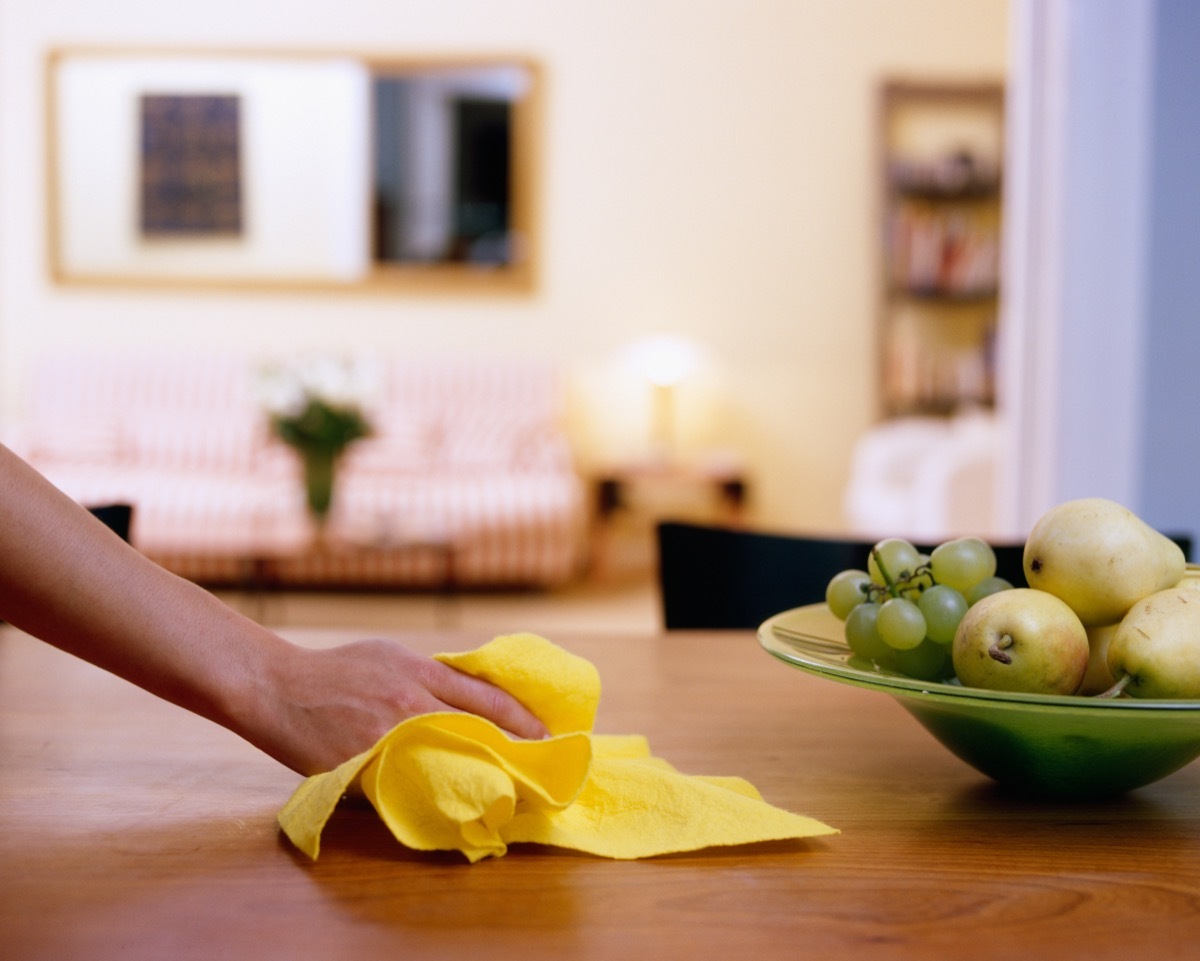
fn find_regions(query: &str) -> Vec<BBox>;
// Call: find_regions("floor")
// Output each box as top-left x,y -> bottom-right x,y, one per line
217,567 -> 661,639
215,513 -> 669,639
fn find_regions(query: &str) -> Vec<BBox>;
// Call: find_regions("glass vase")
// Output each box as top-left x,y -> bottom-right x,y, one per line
300,445 -> 339,527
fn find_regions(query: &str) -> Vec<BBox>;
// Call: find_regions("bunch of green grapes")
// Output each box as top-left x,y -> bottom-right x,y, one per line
824,536 -> 1013,681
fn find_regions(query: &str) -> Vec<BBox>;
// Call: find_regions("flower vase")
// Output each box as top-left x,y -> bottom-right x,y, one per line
300,445 -> 339,531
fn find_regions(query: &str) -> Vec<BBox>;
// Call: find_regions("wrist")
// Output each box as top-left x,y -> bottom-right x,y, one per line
191,605 -> 294,753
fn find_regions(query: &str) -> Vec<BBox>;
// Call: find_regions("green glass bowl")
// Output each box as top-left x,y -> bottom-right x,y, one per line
759,604 -> 1200,798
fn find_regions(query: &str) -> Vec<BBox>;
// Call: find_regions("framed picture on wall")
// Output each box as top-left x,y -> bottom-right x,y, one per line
139,93 -> 243,237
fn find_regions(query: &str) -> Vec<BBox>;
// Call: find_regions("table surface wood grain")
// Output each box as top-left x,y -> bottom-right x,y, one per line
4,621 -> 1200,961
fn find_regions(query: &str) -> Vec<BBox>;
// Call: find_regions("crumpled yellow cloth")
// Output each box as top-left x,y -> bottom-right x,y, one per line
278,633 -> 837,861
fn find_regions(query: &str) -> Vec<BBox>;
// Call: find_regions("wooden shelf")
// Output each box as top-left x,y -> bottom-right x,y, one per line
887,286 -> 998,304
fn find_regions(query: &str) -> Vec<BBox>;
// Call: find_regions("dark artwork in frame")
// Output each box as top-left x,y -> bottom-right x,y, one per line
139,93 -> 243,236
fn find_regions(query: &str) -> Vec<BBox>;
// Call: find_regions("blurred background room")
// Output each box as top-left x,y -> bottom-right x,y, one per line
1,0 -> 1197,634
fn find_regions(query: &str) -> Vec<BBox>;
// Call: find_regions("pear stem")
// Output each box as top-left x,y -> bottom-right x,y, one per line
1094,674 -> 1133,699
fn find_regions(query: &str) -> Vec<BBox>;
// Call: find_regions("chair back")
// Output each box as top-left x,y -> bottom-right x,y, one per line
656,521 -> 1027,630
88,503 -> 134,543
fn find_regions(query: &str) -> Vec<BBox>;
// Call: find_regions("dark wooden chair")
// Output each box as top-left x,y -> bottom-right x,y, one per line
88,503 -> 134,543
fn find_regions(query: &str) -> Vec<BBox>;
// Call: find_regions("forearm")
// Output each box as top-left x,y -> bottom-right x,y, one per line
0,444 -> 549,776
0,445 -> 278,735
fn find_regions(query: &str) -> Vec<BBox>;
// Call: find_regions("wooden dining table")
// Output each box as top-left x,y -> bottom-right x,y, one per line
4,620 -> 1200,961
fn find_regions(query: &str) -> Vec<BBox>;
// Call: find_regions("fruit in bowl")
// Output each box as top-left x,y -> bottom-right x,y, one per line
764,497 -> 1200,798
825,533 -> 1010,682
952,588 -> 1089,695
823,497 -> 1195,700
1023,497 -> 1187,627
1106,581 -> 1200,698
1079,623 -> 1119,695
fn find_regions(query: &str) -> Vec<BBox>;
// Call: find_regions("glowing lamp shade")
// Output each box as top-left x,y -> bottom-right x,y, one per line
625,334 -> 704,387
623,335 -> 705,459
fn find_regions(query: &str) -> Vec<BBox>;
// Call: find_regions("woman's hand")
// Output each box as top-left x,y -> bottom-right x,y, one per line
241,637 -> 550,776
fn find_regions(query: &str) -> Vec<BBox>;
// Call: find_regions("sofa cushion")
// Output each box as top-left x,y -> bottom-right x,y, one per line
17,417 -> 128,464
338,409 -> 437,475
124,411 -> 265,472
434,411 -> 563,471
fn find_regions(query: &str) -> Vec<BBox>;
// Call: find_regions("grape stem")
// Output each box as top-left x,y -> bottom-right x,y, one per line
871,549 -> 900,599
1094,674 -> 1133,699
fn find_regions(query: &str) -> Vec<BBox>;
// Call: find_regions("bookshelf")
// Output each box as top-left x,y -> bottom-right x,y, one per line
877,79 -> 1005,418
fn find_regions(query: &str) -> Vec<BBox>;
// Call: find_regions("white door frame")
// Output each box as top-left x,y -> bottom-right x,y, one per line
998,0 -> 1154,535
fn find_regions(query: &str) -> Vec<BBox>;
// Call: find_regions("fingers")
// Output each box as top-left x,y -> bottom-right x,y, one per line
426,661 -> 550,741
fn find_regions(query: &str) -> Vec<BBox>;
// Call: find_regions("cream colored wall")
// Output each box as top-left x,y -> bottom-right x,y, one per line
0,0 -> 1008,534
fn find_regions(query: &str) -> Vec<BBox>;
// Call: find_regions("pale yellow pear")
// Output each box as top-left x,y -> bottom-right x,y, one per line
1078,623 -> 1118,696
952,588 -> 1089,695
1107,583 -> 1200,698
1023,498 -> 1186,627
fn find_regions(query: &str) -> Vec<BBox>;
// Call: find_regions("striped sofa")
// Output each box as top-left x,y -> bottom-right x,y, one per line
6,351 -> 588,589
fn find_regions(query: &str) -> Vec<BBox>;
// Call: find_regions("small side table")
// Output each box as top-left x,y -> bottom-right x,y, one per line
589,454 -> 750,577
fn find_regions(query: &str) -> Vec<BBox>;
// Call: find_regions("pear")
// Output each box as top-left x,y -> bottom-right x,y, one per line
1078,623 -> 1118,696
952,588 -> 1089,695
1106,583 -> 1200,698
1023,498 -> 1185,627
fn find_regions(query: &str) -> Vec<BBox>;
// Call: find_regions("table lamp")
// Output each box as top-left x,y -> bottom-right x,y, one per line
624,334 -> 704,462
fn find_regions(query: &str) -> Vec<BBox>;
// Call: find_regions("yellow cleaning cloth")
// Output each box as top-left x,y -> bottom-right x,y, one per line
278,633 -> 837,861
